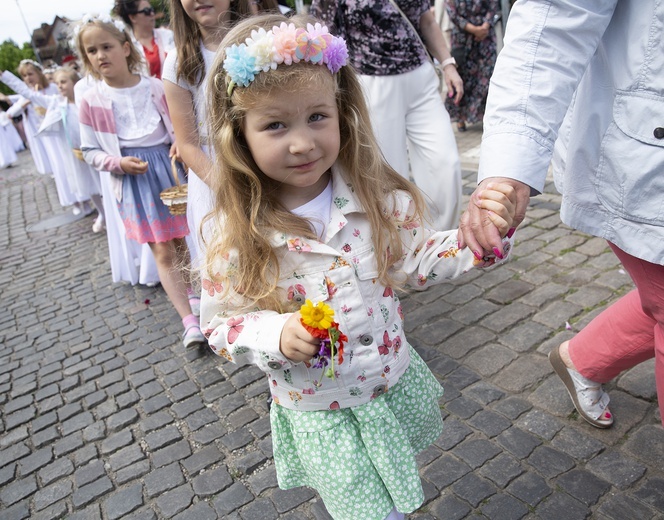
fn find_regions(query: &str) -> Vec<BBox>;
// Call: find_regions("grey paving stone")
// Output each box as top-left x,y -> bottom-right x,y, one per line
556,469 -> 611,506
191,422 -> 227,445
466,410 -> 511,438
234,451 -> 268,476
478,452 -> 523,488
103,483 -> 144,520
428,492 -> 472,520
172,501 -> 217,520
38,457 -> 74,486
516,409 -> 564,441
237,497 -> 279,519
421,453 -> 471,491
144,425 -> 182,451
182,444 -> 224,476
106,408 -> 139,432
495,355 -> 551,393
151,440 -> 191,469
53,432 -> 84,457
480,492 -> 529,520
171,396 -> 205,419
442,327 -> 496,360
633,477 -> 664,511
618,359 -> 657,399
499,321 -> 552,353
433,418 -> 473,450
549,426 -> 606,461
495,427 -> 542,459
0,500 -> 30,520
527,446 -> 575,478
0,474 -> 37,506
33,478 -> 72,511
247,465 -> 279,496
192,466 -> 234,497
585,450 -> 646,489
30,500 -> 69,520
101,429 -> 133,455
144,463 -> 185,498
72,476 -> 114,509
115,460 -> 151,486
153,483 -> 194,518
535,491 -> 589,520
451,472 -> 497,507
17,446 -> 52,477
108,444 -> 145,472
594,492 -> 658,520
220,429 -> 255,451
624,425 -> 664,467
75,460 -> 107,488
213,482 -> 254,516
453,438 -> 501,469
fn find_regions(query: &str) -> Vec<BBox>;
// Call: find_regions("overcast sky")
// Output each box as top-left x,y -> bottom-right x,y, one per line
2,0 -> 115,47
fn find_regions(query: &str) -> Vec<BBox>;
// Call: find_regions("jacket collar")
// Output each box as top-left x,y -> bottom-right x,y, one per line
269,163 -> 363,249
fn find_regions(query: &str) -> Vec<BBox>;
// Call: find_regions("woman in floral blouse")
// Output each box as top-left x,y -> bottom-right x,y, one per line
310,0 -> 465,231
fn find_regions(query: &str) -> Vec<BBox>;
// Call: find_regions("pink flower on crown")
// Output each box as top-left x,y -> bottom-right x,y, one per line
272,22 -> 299,65
306,22 -> 331,40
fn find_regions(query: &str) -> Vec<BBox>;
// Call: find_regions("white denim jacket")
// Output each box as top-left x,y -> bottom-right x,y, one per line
478,0 -> 664,264
200,166 -> 511,412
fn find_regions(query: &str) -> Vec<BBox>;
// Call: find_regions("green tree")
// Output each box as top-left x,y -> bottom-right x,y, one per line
0,40 -> 36,95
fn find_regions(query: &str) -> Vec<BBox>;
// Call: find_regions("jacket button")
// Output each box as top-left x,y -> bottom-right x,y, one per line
654,127 -> 664,139
267,361 -> 282,370
293,294 -> 305,304
359,334 -> 373,345
373,384 -> 387,396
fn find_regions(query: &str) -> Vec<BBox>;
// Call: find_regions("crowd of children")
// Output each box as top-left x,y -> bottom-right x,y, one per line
0,6 -> 519,519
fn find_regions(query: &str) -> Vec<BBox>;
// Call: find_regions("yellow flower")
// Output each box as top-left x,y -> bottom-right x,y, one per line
300,299 -> 334,330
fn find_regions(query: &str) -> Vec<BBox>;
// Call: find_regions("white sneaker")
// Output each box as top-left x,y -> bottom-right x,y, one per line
92,215 -> 105,233
183,324 -> 205,349
72,205 -> 82,216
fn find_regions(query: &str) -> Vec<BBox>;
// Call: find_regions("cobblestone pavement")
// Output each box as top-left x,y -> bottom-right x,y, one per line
1,128 -> 663,520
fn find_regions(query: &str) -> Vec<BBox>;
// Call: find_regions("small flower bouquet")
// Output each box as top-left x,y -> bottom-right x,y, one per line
300,299 -> 347,380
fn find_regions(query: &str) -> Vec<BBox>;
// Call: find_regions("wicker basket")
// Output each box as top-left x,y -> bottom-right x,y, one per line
159,156 -> 188,216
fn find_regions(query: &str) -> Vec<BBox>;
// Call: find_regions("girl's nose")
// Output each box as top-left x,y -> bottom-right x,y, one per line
289,129 -> 315,154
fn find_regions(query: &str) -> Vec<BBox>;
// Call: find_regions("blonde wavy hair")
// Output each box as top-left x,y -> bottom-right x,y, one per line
204,13 -> 427,313
74,18 -> 145,81
17,62 -> 50,90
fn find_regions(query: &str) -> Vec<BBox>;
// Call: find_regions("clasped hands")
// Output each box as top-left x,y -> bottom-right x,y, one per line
459,177 -> 532,261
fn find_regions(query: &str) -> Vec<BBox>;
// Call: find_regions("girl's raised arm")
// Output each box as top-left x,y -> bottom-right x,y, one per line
0,71 -> 56,108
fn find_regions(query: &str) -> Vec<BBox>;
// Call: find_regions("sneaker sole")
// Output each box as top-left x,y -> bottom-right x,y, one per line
549,346 -> 613,429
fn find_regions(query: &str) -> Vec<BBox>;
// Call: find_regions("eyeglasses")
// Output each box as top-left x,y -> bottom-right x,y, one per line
134,7 -> 155,15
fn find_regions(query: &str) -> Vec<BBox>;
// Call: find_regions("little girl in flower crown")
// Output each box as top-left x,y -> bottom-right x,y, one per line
200,14 -> 516,520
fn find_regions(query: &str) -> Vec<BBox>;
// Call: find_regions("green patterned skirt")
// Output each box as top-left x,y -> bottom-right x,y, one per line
271,346 -> 444,520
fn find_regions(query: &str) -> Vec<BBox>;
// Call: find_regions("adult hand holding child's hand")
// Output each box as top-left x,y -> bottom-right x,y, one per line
280,312 -> 321,363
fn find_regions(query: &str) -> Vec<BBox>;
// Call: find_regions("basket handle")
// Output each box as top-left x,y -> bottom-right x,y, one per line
171,155 -> 182,188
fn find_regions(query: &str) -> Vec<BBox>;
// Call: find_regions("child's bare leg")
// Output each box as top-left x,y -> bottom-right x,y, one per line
148,240 -> 192,318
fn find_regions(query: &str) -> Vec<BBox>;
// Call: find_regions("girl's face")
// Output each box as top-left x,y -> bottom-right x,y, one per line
81,26 -> 132,85
242,76 -> 341,210
129,0 -> 156,31
20,66 -> 41,88
180,0 -> 231,33
54,73 -> 75,101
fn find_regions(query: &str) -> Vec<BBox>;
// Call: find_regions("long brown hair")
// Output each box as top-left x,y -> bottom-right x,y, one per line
203,13 -> 427,313
169,0 -> 280,87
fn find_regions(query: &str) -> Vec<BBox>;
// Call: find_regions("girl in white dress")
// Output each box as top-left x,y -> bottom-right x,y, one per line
2,60 -> 59,175
0,111 -> 19,169
1,68 -> 104,226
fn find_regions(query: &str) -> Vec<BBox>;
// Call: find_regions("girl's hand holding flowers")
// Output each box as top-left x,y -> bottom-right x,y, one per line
279,300 -> 348,380
280,312 -> 321,363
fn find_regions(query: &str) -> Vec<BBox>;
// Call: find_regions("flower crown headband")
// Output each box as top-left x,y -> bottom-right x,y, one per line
19,59 -> 43,71
222,22 -> 348,96
71,13 -> 127,42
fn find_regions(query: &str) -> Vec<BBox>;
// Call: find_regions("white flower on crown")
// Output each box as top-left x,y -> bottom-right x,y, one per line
71,13 -> 127,41
245,28 -> 277,73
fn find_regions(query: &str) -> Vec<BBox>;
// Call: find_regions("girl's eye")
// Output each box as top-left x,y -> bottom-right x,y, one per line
266,122 -> 284,130
309,113 -> 325,123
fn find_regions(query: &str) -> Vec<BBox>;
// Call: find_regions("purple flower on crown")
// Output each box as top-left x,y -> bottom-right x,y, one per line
325,36 -> 348,73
